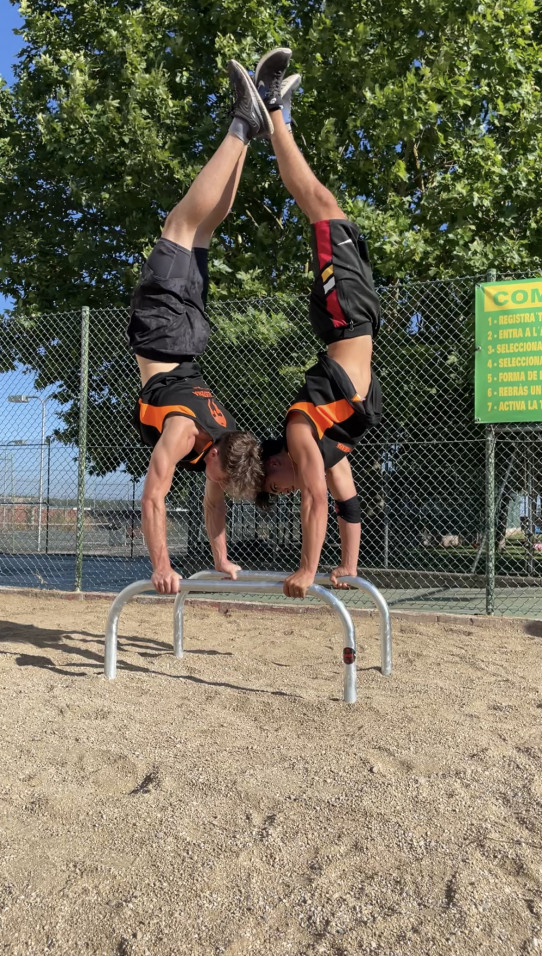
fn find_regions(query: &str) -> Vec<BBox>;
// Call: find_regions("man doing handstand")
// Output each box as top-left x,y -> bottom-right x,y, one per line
254,49 -> 383,599
128,62 -> 272,594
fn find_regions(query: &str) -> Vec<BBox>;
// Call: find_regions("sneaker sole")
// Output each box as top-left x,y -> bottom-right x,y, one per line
228,59 -> 274,138
254,47 -> 293,88
281,73 -> 301,98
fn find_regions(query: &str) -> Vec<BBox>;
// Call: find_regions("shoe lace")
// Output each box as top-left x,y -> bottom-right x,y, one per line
267,73 -> 283,99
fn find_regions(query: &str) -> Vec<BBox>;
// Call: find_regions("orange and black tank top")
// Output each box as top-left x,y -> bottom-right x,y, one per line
133,361 -> 236,471
286,353 -> 382,470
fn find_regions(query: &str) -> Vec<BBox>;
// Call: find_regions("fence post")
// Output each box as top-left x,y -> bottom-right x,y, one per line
45,437 -> 51,555
485,424 -> 496,614
130,478 -> 136,560
484,269 -> 497,615
524,452 -> 535,576
75,306 -> 90,591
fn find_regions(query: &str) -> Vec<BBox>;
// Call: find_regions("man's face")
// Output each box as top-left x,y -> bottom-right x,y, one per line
263,454 -> 298,496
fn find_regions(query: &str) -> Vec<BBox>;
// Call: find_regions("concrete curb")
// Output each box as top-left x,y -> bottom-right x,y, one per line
1,585 -> 539,631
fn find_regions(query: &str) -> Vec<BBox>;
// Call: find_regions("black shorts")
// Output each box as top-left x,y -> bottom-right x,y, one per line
128,237 -> 211,361
287,354 -> 383,470
309,219 -> 381,346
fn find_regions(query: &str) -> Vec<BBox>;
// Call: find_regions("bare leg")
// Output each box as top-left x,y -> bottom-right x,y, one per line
270,111 -> 347,223
162,134 -> 248,249
193,152 -> 247,248
271,112 -> 371,398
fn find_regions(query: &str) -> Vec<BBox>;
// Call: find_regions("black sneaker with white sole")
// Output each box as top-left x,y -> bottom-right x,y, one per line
227,59 -> 274,140
280,73 -> 301,128
254,47 -> 293,112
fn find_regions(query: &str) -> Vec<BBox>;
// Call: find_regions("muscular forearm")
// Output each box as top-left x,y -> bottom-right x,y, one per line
141,497 -> 171,572
299,491 -> 328,573
338,517 -> 361,573
204,495 -> 229,567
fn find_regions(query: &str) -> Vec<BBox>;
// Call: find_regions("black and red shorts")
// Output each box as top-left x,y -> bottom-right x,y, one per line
128,237 -> 211,362
309,219 -> 380,345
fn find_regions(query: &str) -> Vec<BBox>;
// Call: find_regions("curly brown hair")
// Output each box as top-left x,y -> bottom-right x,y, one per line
216,432 -> 264,500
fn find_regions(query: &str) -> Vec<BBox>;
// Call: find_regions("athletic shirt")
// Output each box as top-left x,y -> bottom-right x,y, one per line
285,353 -> 382,470
133,362 -> 236,471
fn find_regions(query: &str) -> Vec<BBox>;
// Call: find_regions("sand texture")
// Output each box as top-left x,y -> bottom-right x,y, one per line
0,590 -> 540,956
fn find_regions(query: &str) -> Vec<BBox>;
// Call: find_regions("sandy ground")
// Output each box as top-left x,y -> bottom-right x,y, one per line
0,590 -> 540,956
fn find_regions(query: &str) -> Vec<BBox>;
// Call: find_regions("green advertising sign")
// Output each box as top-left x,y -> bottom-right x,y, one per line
475,277 -> 542,423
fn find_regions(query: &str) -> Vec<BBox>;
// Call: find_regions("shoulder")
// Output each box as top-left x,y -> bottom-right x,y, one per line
157,413 -> 199,459
162,411 -> 198,435
286,416 -> 323,468
286,412 -> 318,442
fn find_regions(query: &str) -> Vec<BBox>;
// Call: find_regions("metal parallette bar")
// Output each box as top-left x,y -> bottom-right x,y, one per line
105,576 -> 357,703
104,580 -> 161,679
186,570 -> 392,676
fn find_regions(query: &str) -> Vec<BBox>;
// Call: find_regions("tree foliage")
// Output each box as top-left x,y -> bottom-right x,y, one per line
1,0 -> 540,307
0,0 -> 541,484
297,0 -> 542,280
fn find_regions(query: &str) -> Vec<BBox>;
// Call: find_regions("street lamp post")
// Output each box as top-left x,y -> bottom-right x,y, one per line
8,394 -> 54,552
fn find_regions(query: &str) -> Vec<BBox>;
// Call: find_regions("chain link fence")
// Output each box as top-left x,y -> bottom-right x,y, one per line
1,269 -> 541,616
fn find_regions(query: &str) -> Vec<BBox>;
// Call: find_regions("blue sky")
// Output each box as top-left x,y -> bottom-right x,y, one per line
0,8 -> 138,499
0,4 -> 53,453
0,1 -> 23,88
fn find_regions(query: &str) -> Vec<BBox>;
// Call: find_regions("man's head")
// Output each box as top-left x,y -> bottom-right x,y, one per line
205,432 -> 264,499
255,438 -> 299,511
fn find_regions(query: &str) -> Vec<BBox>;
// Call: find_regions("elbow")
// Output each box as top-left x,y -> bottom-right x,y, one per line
203,496 -> 217,516
141,492 -> 162,517
303,487 -> 328,512
204,491 -> 226,515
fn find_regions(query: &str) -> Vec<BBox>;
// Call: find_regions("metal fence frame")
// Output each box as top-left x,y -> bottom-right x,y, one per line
1,268 -> 542,616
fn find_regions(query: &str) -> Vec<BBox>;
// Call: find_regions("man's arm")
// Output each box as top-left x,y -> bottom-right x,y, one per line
141,416 -> 197,594
204,479 -> 241,579
283,415 -> 329,599
326,456 -> 361,588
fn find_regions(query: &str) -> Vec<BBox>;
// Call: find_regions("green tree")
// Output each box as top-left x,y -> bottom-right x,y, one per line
296,0 -> 541,280
3,0 -> 541,301
0,0 -> 540,487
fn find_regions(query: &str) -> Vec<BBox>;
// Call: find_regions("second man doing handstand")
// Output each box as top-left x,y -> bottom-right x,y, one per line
254,49 -> 383,599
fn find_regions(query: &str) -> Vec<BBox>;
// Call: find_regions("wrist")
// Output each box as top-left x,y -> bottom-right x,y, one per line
153,561 -> 173,574
340,557 -> 357,570
212,547 -> 228,564
299,560 -> 318,575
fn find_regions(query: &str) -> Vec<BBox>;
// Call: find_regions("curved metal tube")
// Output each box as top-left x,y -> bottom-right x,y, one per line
104,580 -> 161,679
106,578 -> 357,703
186,570 -> 392,676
